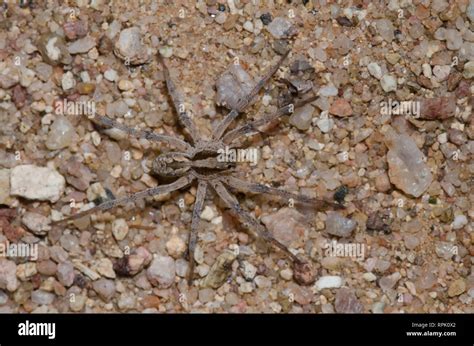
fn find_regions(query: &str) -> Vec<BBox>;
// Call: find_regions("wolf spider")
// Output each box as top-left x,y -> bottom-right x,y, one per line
54,49 -> 340,284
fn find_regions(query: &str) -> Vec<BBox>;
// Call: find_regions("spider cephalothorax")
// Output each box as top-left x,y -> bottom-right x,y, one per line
53,49 -> 341,285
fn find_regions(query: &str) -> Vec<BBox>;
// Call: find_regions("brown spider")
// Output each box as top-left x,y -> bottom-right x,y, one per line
53,49 -> 341,284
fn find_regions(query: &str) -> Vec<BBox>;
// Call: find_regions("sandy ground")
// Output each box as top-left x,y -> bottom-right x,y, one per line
0,0 -> 472,313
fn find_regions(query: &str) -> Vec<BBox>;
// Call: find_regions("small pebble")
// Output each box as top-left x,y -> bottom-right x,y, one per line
289,104 -> 314,130
61,71 -> 76,91
200,206 -> 215,221
10,165 -> 65,203
448,279 -> 466,297
104,69 -> 118,82
315,276 -> 343,290
367,62 -> 382,79
329,99 -> 352,117
380,74 -> 397,92
146,256 -> 175,288
267,17 -> 296,39
452,215 -> 467,230
325,212 -> 356,237
46,116 -> 75,150
165,235 -> 186,258
363,272 -> 377,282
240,261 -> 257,281
112,219 -> 129,241
92,278 -> 116,301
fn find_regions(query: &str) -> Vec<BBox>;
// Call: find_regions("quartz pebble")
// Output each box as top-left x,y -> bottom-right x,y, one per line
96,258 -> 116,279
367,62 -> 382,79
325,212 -> 356,237
380,74 -> 397,92
46,116 -> 75,150
452,215 -> 467,230
383,126 -> 433,198
146,256 -> 175,288
68,36 -> 96,54
316,115 -> 334,133
280,268 -> 293,281
240,261 -> 257,280
92,278 -> 116,301
166,235 -> 186,258
61,71 -> 76,91
114,27 -> 149,64
261,208 -> 308,247
463,61 -> 474,79
57,262 -> 75,287
10,165 -> 65,202
375,19 -> 395,42
70,294 -> 87,312
315,276 -> 343,290
267,17 -> 296,39
104,69 -> 118,82
289,104 -> 314,130
216,64 -> 254,110
445,29 -> 463,50
31,290 -> 55,305
433,65 -> 450,81
200,206 -> 215,221
112,218 -> 129,241
22,212 -> 51,235
363,272 -> 377,282
378,272 -> 401,292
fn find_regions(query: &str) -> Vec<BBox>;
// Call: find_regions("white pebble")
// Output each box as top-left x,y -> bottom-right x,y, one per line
315,275 -> 343,290
422,63 -> 432,78
380,74 -> 397,92
200,206 -> 215,221
61,71 -> 76,91
243,21 -> 254,33
452,215 -> 468,230
104,69 -> 118,82
10,165 -> 65,202
112,218 -> 129,241
363,272 -> 377,282
367,62 -> 382,79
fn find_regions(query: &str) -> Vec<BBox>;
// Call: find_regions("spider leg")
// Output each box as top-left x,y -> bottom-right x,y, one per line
52,175 -> 194,225
212,50 -> 290,140
157,52 -> 200,143
222,95 -> 317,145
222,176 -> 341,209
187,180 -> 207,284
210,179 -> 299,262
89,113 -> 192,152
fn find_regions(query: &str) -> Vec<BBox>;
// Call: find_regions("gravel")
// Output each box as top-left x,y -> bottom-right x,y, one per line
146,256 -> 176,288
0,1 -> 471,314
10,165 -> 65,202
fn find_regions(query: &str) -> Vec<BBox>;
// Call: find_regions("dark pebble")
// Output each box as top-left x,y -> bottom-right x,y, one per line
260,12 -> 272,25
